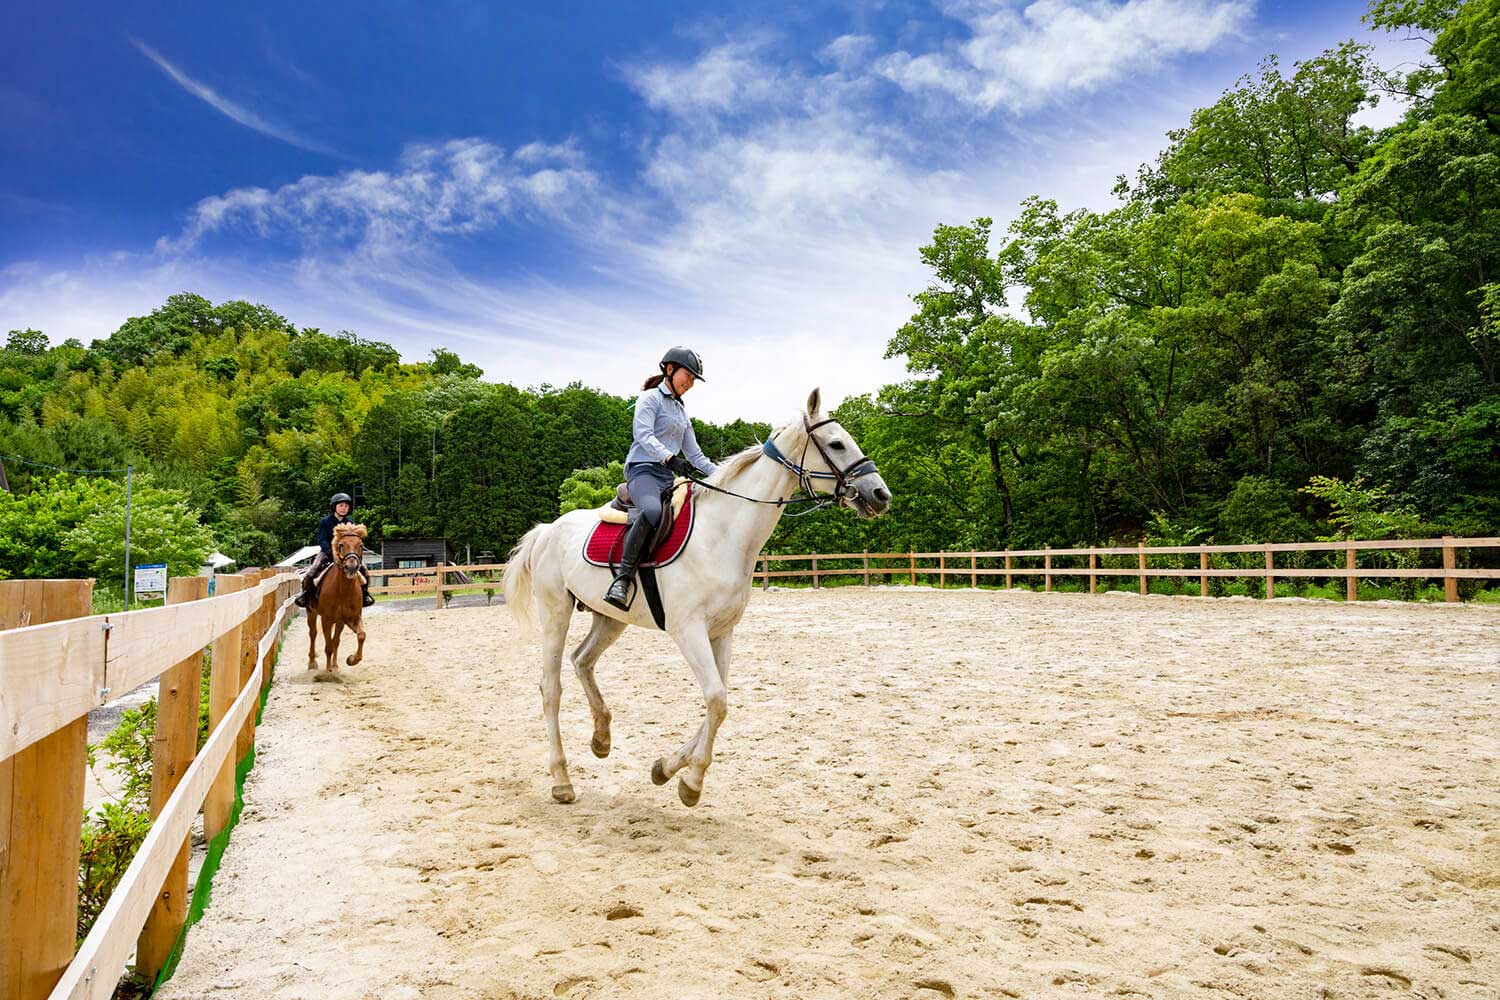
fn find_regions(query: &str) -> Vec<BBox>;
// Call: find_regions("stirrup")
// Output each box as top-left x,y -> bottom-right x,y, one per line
603,575 -> 634,610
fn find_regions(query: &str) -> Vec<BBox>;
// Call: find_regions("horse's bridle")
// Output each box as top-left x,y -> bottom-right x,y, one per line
335,536 -> 362,575
683,416 -> 880,515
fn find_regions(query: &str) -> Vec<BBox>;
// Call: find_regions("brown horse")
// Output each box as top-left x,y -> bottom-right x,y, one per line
307,523 -> 368,675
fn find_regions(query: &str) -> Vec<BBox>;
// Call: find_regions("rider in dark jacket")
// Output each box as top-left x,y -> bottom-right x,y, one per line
295,492 -> 375,608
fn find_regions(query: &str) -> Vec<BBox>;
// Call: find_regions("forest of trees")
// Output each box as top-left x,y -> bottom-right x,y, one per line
2,0 -> 1495,592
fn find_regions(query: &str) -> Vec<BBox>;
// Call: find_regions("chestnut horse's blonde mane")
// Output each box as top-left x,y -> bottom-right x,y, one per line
334,523 -> 368,539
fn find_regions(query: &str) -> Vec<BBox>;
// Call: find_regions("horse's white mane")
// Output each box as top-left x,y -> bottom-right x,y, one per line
706,414 -> 814,485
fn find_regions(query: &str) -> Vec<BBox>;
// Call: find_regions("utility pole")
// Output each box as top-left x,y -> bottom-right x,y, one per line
0,457 -> 8,492
124,464 -> 134,608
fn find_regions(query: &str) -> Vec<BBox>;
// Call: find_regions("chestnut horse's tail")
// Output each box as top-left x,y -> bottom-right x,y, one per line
503,523 -> 547,637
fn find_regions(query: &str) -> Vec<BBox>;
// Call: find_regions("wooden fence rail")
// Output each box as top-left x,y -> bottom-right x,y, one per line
0,570 -> 298,1000
754,536 -> 1500,602
352,536 -> 1500,611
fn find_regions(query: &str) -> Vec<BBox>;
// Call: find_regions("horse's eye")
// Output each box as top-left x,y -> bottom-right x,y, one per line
830,441 -> 846,450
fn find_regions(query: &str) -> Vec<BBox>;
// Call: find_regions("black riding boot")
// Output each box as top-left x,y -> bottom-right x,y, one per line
360,569 -> 375,607
294,573 -> 317,608
604,515 -> 656,610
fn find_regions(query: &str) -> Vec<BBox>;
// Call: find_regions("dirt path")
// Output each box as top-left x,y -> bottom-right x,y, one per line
156,589 -> 1500,1000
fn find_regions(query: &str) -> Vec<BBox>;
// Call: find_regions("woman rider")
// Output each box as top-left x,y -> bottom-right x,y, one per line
604,347 -> 717,609
294,492 -> 375,608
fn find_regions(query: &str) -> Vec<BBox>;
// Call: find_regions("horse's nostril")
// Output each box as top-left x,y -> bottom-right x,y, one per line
873,487 -> 891,504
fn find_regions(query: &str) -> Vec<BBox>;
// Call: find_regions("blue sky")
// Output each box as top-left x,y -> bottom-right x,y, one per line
1,0 -> 1428,421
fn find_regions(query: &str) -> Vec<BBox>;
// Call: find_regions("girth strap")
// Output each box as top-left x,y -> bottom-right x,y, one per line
638,567 -> 666,630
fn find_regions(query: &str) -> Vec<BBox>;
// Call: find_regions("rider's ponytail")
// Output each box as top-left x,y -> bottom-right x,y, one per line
642,373 -> 665,391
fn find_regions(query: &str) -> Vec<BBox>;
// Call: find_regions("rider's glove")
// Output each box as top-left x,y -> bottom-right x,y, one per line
665,455 -> 696,478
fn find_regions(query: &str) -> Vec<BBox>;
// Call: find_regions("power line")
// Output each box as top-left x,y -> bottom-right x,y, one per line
0,453 -> 132,475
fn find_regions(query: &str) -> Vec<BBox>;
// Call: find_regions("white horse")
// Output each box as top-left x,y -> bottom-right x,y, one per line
503,388 -> 891,806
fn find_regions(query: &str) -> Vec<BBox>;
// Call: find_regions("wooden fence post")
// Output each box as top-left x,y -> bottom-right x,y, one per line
258,569 -> 277,696
1005,554 -> 1013,589
1200,550 -> 1210,598
435,565 -> 445,610
136,576 -> 208,981
206,573 -> 250,840
970,551 -> 977,588
1138,542 -> 1148,596
938,553 -> 945,589
1443,536 -> 1459,603
1265,548 -> 1275,600
1346,548 -> 1358,602
236,572 -> 271,761
1089,548 -> 1097,595
0,579 -> 94,1000
761,557 -> 770,591
862,551 -> 870,587
1044,546 -> 1052,593
811,557 -> 820,589
909,551 -> 916,586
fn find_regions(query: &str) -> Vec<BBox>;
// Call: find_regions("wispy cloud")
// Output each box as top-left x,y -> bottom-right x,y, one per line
130,37 -> 340,156
157,139 -> 597,257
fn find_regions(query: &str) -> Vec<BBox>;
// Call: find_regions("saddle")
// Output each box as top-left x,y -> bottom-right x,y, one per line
596,477 -> 691,524
583,480 -> 696,571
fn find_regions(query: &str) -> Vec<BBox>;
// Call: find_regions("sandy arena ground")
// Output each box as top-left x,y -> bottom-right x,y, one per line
156,589 -> 1499,1000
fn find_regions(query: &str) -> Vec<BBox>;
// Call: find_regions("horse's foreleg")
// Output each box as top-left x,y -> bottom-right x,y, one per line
656,625 -> 729,807
539,611 -> 574,803
306,608 -> 318,669
571,613 -> 626,758
346,614 -> 365,666
325,620 -> 342,673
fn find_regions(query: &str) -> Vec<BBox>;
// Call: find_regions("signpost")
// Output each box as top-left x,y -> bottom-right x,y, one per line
133,563 -> 167,602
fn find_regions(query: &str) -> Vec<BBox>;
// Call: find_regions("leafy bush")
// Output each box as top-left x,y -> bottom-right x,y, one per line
78,699 -> 156,942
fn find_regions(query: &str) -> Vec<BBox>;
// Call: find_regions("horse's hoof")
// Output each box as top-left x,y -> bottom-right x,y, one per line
551,784 -> 576,804
591,736 -> 610,759
345,655 -> 360,666
651,759 -> 670,786
678,779 -> 702,807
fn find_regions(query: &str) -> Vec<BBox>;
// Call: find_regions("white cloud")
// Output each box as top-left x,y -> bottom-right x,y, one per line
624,40 -> 797,120
875,0 -> 1252,112
131,37 -> 340,157
157,139 -> 598,258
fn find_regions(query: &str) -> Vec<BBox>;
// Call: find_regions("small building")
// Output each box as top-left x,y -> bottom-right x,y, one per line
382,537 -> 457,570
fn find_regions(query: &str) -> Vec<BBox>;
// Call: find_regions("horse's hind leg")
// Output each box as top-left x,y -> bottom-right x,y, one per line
572,613 -> 626,758
306,609 -> 318,669
538,609 -> 575,803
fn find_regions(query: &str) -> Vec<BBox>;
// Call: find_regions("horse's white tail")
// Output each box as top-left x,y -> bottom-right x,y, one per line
503,524 -> 548,636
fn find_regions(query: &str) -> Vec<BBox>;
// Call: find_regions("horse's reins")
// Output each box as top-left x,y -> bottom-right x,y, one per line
676,416 -> 879,517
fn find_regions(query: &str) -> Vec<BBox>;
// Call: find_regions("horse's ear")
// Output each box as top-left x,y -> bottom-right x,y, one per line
806,387 -> 821,417
356,524 -> 367,538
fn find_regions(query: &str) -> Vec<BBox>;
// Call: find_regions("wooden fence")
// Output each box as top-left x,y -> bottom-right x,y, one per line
753,536 -> 1500,602
0,569 -> 299,1000
362,535 -> 1500,610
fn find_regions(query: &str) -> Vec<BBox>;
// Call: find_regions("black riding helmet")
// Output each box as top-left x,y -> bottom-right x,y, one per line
330,492 -> 353,511
660,346 -> 706,382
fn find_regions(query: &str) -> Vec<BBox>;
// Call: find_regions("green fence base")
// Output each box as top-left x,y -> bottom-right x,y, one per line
152,642 -> 280,992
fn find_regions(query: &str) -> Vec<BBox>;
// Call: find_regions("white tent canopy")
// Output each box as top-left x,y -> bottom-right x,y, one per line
276,545 -> 321,568
204,551 -> 236,570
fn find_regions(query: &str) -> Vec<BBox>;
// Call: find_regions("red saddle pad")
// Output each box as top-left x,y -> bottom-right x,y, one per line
583,486 -> 696,569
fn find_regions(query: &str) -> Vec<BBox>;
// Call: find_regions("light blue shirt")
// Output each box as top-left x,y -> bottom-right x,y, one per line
626,384 -> 718,475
